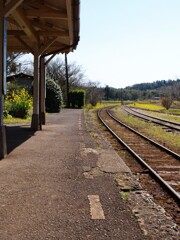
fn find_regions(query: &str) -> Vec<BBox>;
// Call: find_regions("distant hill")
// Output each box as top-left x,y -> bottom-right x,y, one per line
125,79 -> 180,91
104,79 -> 180,101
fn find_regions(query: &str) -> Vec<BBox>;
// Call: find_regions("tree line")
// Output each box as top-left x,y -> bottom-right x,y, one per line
7,53 -> 180,106
104,80 -> 180,102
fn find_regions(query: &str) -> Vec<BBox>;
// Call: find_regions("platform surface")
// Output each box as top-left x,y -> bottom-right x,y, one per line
0,109 -> 146,240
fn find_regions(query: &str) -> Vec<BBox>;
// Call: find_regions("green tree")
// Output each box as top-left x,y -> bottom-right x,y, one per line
45,79 -> 63,113
104,85 -> 110,100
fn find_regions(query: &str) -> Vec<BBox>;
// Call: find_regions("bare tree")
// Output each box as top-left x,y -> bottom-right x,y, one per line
161,97 -> 173,110
46,58 -> 64,83
171,82 -> 180,101
7,53 -> 33,75
67,62 -> 86,89
85,81 -> 104,106
7,52 -> 24,74
46,57 -> 87,101
160,81 -> 180,107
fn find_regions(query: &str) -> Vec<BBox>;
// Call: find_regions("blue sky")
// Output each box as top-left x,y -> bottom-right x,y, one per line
68,0 -> 180,88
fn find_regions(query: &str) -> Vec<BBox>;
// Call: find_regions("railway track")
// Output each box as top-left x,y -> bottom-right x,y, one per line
98,107 -> 180,204
122,105 -> 180,132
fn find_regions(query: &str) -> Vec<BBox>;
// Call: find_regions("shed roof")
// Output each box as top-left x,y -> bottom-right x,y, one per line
7,72 -> 33,81
5,0 -> 80,55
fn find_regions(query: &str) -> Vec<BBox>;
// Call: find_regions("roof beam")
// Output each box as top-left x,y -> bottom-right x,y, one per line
7,30 -> 26,36
31,20 -> 67,33
15,35 -> 33,53
8,29 -> 69,38
39,37 -> 57,55
12,6 -> 39,43
66,0 -> 73,44
45,53 -> 56,65
3,0 -> 23,17
55,38 -> 69,46
26,9 -> 67,19
38,30 -> 69,37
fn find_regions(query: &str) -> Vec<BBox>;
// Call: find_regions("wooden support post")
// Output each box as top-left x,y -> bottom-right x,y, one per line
0,16 -> 7,159
40,56 -> 46,125
31,41 -> 56,129
65,53 -> 70,108
31,45 -> 40,131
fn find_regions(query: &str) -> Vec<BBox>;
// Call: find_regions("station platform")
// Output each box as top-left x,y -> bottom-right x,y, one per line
0,109 -> 178,239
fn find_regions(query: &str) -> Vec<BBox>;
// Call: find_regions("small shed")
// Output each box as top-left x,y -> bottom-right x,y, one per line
7,72 -> 33,91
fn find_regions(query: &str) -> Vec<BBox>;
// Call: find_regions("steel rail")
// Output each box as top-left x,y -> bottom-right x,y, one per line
123,106 -> 180,131
98,108 -> 180,203
123,105 -> 180,126
107,110 -> 180,160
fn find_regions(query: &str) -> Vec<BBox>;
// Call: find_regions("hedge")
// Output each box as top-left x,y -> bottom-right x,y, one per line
69,90 -> 86,108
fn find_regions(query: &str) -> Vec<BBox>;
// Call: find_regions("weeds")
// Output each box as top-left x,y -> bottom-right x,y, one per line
121,192 -> 128,202
129,102 -> 165,111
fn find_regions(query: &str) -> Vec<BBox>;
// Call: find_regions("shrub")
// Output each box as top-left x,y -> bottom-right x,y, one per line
45,78 -> 63,113
69,90 -> 86,108
161,97 -> 173,110
5,88 -> 32,118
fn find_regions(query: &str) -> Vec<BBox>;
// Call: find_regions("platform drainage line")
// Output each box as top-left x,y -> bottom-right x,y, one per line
88,195 -> 105,219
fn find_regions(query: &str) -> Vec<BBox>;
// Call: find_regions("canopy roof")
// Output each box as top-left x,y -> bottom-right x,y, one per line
5,0 -> 80,55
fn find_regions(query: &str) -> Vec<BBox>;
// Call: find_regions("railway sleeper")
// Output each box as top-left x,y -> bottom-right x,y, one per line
155,166 -> 180,170
137,155 -> 168,160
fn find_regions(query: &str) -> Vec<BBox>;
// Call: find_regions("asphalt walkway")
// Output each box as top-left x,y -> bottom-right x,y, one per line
0,109 -> 146,240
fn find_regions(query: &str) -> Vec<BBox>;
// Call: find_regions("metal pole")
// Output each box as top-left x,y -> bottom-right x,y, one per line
65,53 -> 69,108
0,16 -> 7,158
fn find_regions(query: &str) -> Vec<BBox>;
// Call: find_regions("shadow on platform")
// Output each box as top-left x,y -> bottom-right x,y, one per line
6,125 -> 35,154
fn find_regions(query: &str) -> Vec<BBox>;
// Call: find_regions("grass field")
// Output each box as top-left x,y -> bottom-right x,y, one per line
129,101 -> 180,115
113,106 -> 180,153
129,102 -> 165,111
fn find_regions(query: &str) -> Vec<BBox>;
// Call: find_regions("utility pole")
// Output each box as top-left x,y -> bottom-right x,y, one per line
65,53 -> 69,108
